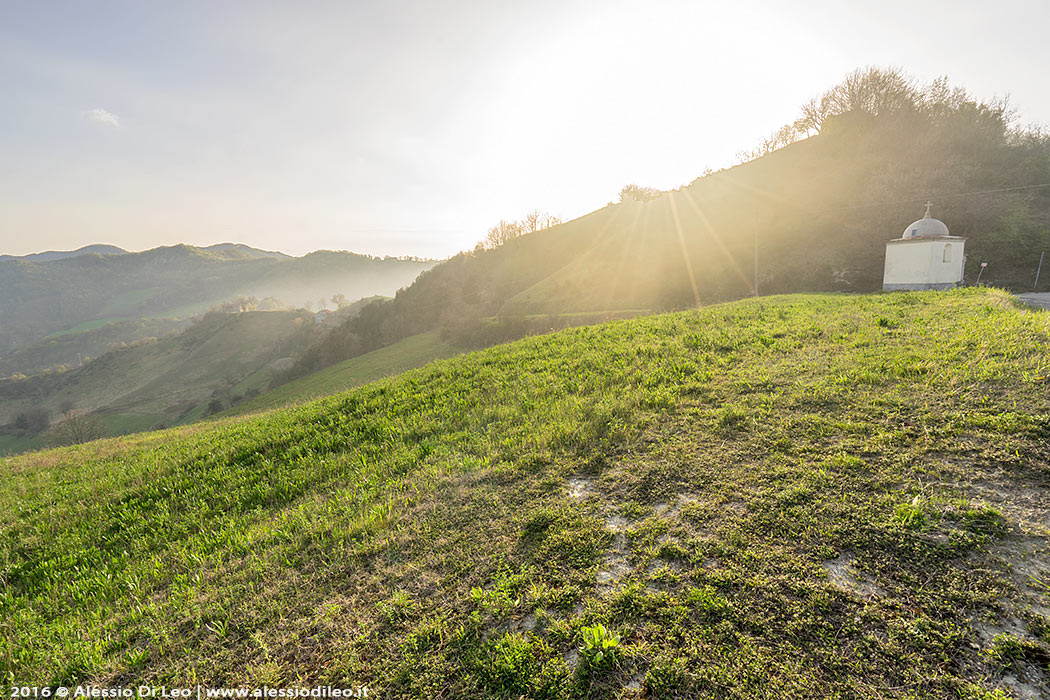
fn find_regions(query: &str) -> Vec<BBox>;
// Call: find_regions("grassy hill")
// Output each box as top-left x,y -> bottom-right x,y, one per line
0,316 -> 198,379
0,310 -> 321,441
290,71 -> 1050,380
222,332 -> 460,417
3,288 -> 1049,697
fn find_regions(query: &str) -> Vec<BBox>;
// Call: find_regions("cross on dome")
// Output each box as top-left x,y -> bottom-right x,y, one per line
901,203 -> 949,239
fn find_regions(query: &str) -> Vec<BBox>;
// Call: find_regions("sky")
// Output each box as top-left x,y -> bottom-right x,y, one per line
2,0 -> 1049,259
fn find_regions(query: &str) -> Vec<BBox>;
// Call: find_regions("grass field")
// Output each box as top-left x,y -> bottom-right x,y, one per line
222,332 -> 459,417
0,311 -> 318,449
43,318 -> 128,339
0,433 -> 40,456
100,412 -> 167,436
3,289 -> 1049,697
40,298 -> 220,340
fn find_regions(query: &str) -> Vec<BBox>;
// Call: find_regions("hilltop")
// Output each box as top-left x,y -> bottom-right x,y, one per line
291,70 -> 1050,378
0,244 -> 128,263
3,289 -> 1049,697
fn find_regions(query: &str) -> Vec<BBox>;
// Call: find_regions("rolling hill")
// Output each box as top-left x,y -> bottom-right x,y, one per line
0,244 -> 435,372
221,331 -> 460,417
0,316 -> 199,379
3,288 -> 1048,697
0,309 -> 330,452
0,244 -> 127,263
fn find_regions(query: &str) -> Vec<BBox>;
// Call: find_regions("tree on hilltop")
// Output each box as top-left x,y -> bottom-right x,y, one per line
740,66 -> 1014,162
481,209 -> 562,250
619,184 -> 662,203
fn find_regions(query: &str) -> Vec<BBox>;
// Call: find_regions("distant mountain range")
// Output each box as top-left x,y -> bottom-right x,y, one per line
196,243 -> 291,259
0,243 -> 436,374
0,242 -> 293,263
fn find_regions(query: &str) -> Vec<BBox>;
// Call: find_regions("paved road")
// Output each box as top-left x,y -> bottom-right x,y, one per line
1018,293 -> 1050,310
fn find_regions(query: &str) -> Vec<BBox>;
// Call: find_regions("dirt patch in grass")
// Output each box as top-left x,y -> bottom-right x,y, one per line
822,554 -> 885,599
568,476 -> 594,500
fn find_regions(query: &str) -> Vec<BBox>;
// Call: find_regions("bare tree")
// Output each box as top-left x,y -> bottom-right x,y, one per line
484,219 -> 524,248
45,410 -> 106,446
520,209 -> 562,234
738,67 -> 924,163
793,67 -> 919,135
218,296 -> 259,313
481,210 -> 562,249
619,184 -> 662,203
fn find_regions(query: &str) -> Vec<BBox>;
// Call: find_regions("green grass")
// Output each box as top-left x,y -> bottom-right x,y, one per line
222,332 -> 459,417
97,287 -> 165,317
42,298 -> 219,340
100,412 -> 167,436
2,289 -> 1049,698
1,311 -> 317,451
43,318 -> 127,339
0,433 -> 40,456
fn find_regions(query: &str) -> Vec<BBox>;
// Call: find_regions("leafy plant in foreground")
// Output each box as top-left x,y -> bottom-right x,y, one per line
579,623 -> 620,666
894,495 -> 928,529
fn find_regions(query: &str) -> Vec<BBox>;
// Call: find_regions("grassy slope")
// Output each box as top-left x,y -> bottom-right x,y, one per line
0,247 -> 433,373
0,311 -> 317,437
0,317 -> 195,378
222,332 -> 458,417
0,433 -> 40,456
3,289 -> 1050,698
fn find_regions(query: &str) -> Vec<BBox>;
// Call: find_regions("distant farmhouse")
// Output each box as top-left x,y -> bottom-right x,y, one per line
883,203 -> 966,290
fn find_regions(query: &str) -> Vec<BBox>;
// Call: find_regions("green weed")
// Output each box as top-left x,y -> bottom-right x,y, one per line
579,623 -> 620,666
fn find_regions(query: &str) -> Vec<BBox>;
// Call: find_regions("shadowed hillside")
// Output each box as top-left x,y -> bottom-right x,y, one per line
0,309 -> 330,452
221,332 -> 460,417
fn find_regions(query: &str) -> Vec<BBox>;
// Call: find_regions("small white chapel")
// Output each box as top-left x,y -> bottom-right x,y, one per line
882,202 -> 966,290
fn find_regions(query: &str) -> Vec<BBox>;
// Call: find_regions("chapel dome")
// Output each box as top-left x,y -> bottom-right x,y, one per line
902,202 -> 949,239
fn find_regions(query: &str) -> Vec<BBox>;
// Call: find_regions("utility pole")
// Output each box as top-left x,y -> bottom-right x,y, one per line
753,216 -> 759,297
1035,251 -> 1045,291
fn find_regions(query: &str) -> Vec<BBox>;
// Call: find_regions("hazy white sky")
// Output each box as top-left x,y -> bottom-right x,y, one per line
2,0 -> 1049,258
